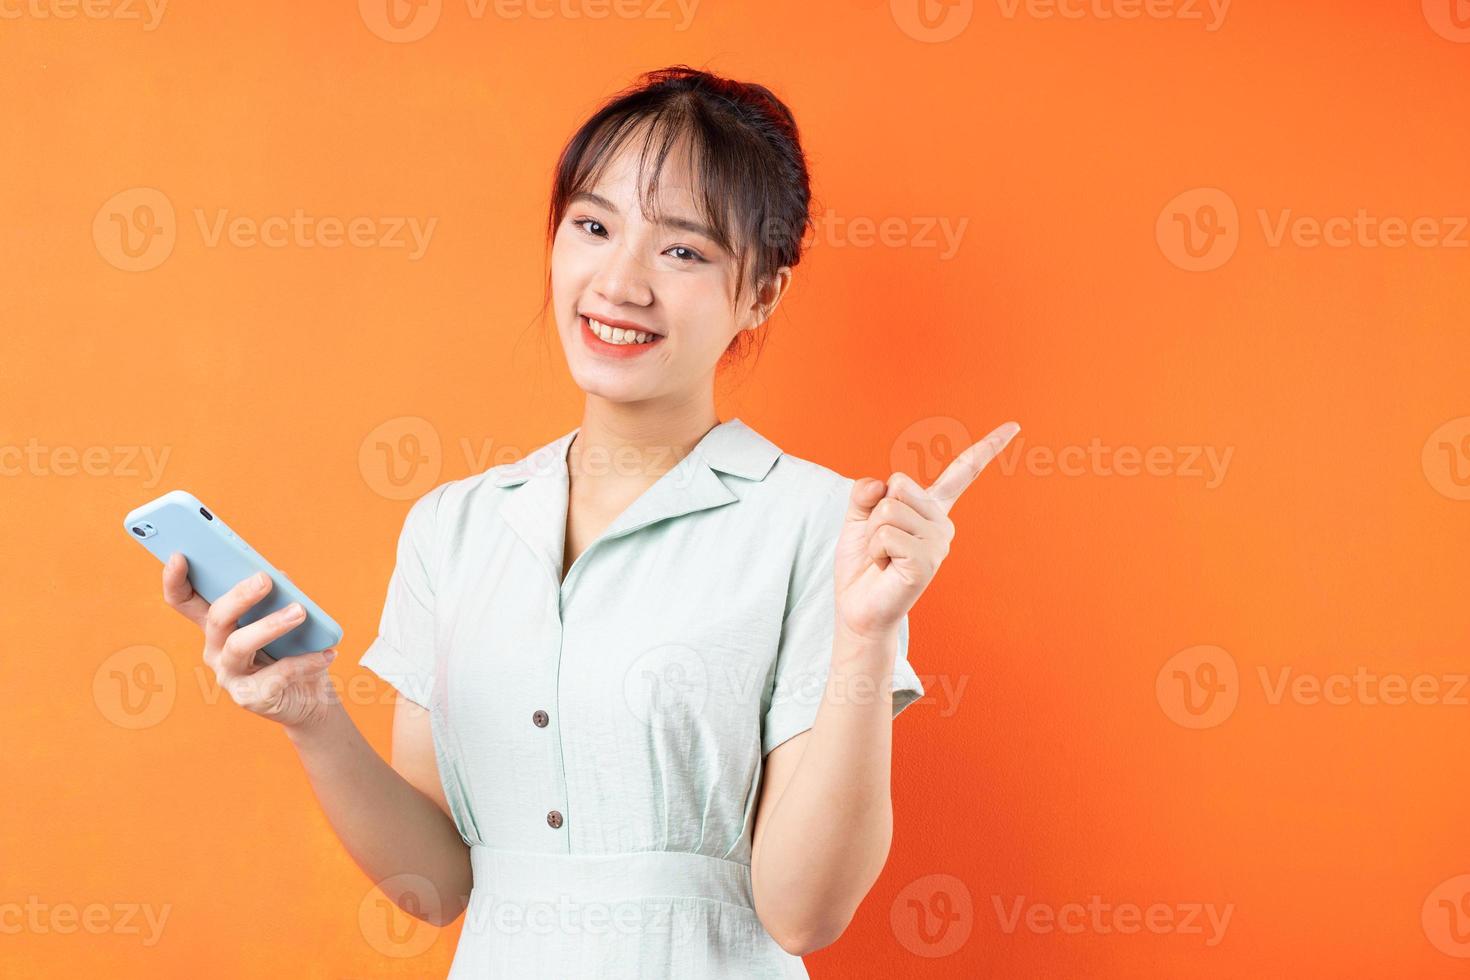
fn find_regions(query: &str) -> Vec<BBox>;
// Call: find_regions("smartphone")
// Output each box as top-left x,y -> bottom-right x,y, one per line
123,490 -> 343,660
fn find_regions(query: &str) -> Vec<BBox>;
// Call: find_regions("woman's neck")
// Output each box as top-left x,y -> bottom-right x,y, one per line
569,395 -> 721,486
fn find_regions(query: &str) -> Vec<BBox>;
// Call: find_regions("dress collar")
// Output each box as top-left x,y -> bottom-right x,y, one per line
490,417 -> 783,589
490,416 -> 781,488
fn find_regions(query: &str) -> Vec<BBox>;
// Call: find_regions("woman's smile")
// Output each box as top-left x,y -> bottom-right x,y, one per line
579,314 -> 666,357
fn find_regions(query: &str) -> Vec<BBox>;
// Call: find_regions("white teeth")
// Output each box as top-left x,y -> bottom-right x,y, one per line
587,317 -> 656,345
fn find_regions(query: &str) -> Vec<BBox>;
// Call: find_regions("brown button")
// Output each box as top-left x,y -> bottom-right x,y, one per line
532,709 -> 549,728
547,809 -> 564,829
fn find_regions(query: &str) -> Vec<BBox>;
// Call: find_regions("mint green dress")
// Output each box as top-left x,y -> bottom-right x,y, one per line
361,417 -> 925,978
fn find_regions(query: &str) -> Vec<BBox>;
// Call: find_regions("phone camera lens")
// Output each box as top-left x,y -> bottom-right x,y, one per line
199,507 -> 213,521
131,526 -> 145,537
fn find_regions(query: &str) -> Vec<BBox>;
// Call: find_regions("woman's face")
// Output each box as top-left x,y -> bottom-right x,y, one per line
550,137 -> 789,407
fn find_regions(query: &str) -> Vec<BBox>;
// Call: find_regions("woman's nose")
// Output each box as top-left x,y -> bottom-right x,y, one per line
589,243 -> 654,308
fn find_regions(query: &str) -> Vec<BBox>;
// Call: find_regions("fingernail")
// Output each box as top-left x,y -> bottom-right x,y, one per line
255,572 -> 269,589
325,650 -> 338,663
284,602 -> 304,621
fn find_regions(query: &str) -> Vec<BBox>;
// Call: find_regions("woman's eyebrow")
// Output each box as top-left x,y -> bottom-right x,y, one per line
569,191 -> 717,240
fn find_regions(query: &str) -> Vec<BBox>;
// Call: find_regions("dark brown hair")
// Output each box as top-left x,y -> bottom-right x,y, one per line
541,65 -> 814,367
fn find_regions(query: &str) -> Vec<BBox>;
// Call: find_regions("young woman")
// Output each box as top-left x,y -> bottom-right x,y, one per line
161,66 -> 1018,978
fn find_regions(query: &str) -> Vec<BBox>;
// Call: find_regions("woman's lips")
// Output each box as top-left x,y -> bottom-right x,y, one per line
579,315 -> 663,358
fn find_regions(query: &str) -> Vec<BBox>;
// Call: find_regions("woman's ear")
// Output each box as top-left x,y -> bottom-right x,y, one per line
745,266 -> 793,331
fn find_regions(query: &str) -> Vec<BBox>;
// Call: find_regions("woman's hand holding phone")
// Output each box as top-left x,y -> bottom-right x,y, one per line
161,553 -> 339,731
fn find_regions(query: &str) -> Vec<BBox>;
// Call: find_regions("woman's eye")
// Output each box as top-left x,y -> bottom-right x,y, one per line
666,245 -> 705,264
571,217 -> 607,238
571,218 -> 704,264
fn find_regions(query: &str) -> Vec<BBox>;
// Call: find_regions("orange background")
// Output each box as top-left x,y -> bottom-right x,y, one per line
4,0 -> 1470,976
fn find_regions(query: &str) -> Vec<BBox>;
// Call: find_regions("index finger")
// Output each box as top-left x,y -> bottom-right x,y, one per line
925,421 -> 1021,513
203,571 -> 275,652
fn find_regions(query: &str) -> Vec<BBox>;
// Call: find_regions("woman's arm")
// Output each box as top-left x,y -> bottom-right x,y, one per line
751,422 -> 1020,955
160,554 -> 471,927
286,695 -> 472,926
750,626 -> 900,955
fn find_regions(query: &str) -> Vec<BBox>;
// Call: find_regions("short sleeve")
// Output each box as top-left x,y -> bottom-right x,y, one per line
761,479 -> 926,757
359,485 -> 446,709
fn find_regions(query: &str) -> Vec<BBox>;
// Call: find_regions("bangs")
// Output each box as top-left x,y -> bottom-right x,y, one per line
551,98 -> 785,306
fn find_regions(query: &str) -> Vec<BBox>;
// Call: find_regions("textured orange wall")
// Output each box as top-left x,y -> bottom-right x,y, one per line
5,0 -> 1470,976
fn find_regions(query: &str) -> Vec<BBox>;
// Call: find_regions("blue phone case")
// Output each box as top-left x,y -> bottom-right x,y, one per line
123,490 -> 343,659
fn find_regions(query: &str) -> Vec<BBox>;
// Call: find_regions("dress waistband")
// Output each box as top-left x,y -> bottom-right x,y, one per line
468,846 -> 756,909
